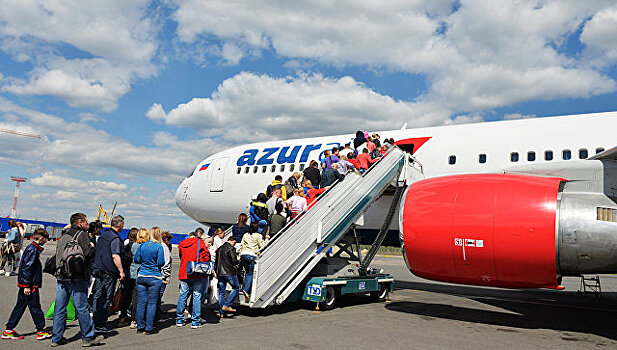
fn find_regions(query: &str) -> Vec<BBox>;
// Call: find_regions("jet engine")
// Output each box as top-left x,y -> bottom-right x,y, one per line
399,173 -> 617,289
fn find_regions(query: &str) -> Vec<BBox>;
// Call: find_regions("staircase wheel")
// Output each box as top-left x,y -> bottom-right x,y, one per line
371,283 -> 389,302
323,286 -> 338,310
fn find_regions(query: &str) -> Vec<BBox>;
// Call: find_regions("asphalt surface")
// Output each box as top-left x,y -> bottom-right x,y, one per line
1,241 -> 616,349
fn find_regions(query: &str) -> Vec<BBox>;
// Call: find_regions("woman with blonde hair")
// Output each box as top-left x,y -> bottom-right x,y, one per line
134,227 -> 165,334
150,227 -> 171,324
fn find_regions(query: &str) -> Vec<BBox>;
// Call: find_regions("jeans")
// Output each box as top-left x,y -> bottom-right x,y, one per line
52,280 -> 96,343
176,278 -> 207,325
241,255 -> 256,294
136,277 -> 162,331
6,288 -> 45,331
154,282 -> 167,323
218,275 -> 240,312
91,268 -> 118,328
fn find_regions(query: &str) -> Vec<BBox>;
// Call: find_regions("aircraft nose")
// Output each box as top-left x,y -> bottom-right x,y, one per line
175,177 -> 192,215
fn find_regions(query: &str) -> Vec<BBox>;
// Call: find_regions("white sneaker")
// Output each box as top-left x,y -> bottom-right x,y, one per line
0,269 -> 5,274
4,272 -> 9,277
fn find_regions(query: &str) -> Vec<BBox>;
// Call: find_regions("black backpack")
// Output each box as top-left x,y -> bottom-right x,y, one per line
122,242 -> 133,270
61,231 -> 86,278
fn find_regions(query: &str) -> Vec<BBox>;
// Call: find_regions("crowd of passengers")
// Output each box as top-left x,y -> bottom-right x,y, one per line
0,131 -> 395,345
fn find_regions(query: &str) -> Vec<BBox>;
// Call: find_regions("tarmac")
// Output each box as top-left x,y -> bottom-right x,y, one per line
1,240 -> 616,349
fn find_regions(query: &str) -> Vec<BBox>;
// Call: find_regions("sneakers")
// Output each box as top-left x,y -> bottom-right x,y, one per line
50,338 -> 67,347
176,320 -> 185,327
36,330 -> 52,340
129,321 -> 137,329
191,323 -> 203,329
4,271 -> 9,277
95,326 -> 112,334
0,269 -> 5,275
145,329 -> 158,335
82,334 -> 104,347
2,330 -> 24,340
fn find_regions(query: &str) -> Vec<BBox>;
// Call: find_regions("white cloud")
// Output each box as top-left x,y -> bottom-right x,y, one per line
148,72 -> 452,142
31,172 -> 128,193
581,6 -> 617,63
170,0 -> 617,112
0,98 -> 225,179
0,0 -> 158,111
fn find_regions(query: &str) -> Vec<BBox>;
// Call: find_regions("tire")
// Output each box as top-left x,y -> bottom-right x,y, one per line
371,283 -> 389,302
322,286 -> 337,310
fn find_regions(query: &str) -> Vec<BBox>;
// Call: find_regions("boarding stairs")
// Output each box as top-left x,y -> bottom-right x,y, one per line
247,146 -> 418,308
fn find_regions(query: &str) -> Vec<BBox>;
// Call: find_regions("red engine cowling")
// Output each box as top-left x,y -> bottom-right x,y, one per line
400,174 -> 564,289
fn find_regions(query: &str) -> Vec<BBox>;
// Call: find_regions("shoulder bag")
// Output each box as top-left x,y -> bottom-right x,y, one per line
186,238 -> 214,276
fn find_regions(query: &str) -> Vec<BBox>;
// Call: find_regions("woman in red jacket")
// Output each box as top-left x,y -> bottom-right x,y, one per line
176,229 -> 210,328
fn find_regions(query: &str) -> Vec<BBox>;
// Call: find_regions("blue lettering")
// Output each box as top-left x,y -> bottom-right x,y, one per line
277,145 -> 302,164
237,149 -> 258,166
257,147 -> 279,165
300,144 -> 322,163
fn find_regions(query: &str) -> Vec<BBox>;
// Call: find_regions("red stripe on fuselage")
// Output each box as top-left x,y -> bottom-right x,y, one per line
394,137 -> 432,154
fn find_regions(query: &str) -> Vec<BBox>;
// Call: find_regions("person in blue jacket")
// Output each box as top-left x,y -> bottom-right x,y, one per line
2,228 -> 51,341
0,220 -> 21,276
133,229 -> 165,334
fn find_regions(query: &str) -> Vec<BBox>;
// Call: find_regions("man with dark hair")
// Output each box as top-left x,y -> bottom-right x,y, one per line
303,160 -> 321,189
2,229 -> 50,341
216,236 -> 239,317
92,215 -> 125,333
52,213 -> 102,347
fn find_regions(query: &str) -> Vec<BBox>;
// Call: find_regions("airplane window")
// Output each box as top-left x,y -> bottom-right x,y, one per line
596,147 -> 605,154
478,154 -> 486,164
253,166 -> 258,173
245,167 -> 250,174
511,152 -> 519,162
527,151 -> 536,161
299,163 -> 306,171
271,165 -> 276,172
562,150 -> 571,160
262,166 -> 267,173
579,149 -> 588,159
280,164 -> 285,172
448,155 -> 456,165
545,150 -> 553,161
237,167 -> 241,174
290,164 -> 295,172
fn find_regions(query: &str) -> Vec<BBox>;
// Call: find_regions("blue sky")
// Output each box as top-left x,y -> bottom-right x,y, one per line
1,0 -> 617,232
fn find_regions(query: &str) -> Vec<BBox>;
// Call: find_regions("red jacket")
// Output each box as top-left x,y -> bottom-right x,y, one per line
178,236 -> 210,280
356,153 -> 378,169
307,187 -> 327,206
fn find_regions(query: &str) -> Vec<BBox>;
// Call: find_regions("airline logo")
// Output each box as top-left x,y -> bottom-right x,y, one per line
236,136 -> 432,167
199,163 -> 210,171
237,143 -> 340,166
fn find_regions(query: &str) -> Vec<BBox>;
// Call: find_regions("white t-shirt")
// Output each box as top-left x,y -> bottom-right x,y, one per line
209,235 -> 225,262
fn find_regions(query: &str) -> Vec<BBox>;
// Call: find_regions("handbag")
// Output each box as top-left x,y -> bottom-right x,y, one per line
110,285 -> 124,313
186,238 -> 214,276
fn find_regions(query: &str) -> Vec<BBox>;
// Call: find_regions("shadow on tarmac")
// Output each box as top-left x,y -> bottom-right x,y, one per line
388,280 -> 617,341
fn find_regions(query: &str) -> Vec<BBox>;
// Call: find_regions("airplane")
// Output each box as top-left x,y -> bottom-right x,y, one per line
175,111 -> 617,290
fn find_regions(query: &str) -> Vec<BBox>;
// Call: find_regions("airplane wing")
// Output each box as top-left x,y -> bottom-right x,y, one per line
589,145 -> 617,161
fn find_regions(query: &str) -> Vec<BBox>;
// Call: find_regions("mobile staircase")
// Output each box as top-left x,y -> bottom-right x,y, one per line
245,146 -> 420,309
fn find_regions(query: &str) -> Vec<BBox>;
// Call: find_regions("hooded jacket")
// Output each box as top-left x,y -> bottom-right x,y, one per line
177,236 -> 210,280
353,131 -> 367,149
267,180 -> 287,201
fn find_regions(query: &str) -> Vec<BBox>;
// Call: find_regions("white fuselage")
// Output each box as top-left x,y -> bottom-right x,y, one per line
175,112 -> 617,228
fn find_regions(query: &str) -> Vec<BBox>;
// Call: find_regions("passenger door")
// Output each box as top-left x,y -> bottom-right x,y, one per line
209,158 -> 228,192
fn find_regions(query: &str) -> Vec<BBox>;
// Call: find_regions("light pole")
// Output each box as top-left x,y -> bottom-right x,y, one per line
10,176 -> 27,218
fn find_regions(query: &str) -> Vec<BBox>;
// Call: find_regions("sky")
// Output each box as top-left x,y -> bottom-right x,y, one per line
1,0 -> 617,233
